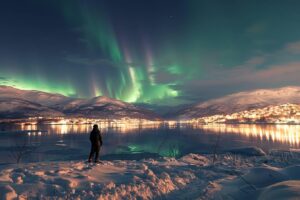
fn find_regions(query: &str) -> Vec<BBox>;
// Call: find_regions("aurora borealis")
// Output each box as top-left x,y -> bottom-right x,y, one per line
2,0 -> 300,105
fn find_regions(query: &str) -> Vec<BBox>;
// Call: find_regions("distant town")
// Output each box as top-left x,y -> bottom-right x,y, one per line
196,104 -> 300,124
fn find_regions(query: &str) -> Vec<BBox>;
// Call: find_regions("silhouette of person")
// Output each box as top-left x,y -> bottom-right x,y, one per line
88,124 -> 103,163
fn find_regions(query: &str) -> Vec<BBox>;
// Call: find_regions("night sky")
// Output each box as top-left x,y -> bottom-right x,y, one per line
1,0 -> 300,105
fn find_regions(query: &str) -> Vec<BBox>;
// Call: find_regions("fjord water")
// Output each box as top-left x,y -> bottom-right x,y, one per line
0,124 -> 299,164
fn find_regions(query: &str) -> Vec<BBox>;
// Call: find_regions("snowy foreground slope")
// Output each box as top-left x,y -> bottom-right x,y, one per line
1,148 -> 300,199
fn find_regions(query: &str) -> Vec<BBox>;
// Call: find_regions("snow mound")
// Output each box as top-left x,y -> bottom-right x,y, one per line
216,164 -> 300,199
270,149 -> 300,157
179,154 -> 210,166
226,146 -> 266,156
258,180 -> 300,200
0,185 -> 17,200
242,166 -> 287,188
281,165 -> 300,179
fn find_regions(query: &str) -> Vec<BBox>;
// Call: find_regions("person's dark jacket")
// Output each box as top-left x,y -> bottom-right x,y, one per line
89,129 -> 103,146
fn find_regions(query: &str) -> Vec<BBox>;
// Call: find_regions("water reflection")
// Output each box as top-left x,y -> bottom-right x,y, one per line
19,123 -> 163,135
2,123 -> 300,163
18,123 -> 300,147
196,124 -> 300,146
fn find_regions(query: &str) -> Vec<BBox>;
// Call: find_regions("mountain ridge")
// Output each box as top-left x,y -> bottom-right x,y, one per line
2,85 -> 300,120
0,85 -> 160,120
175,86 -> 300,119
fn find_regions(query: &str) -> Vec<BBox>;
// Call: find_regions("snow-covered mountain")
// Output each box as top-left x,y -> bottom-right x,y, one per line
198,103 -> 300,124
54,96 -> 160,119
176,86 -> 300,119
0,86 -> 160,120
0,86 -> 71,106
0,97 -> 64,119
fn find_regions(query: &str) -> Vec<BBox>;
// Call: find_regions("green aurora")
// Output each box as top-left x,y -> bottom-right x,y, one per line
56,1 -> 181,103
2,0 -> 300,105
0,70 -> 76,96
0,0 -> 181,103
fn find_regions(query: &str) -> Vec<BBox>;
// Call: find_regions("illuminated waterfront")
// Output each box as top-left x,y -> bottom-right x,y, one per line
15,122 -> 300,146
1,123 -> 300,164
195,124 -> 300,146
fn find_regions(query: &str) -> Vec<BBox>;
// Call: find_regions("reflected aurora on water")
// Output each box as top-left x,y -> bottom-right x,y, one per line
1,123 -> 300,163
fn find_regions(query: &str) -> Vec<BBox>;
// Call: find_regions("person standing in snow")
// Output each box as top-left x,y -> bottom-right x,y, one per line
88,124 -> 103,163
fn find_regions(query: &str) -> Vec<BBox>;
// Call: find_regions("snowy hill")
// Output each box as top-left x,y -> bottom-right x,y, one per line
198,103 -> 300,124
0,97 -> 64,119
55,96 -> 160,119
0,86 -> 160,120
0,86 -> 70,106
176,86 -> 300,119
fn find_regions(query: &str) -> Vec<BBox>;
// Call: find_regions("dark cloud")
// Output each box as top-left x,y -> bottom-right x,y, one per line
284,41 -> 300,54
65,56 -> 113,66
